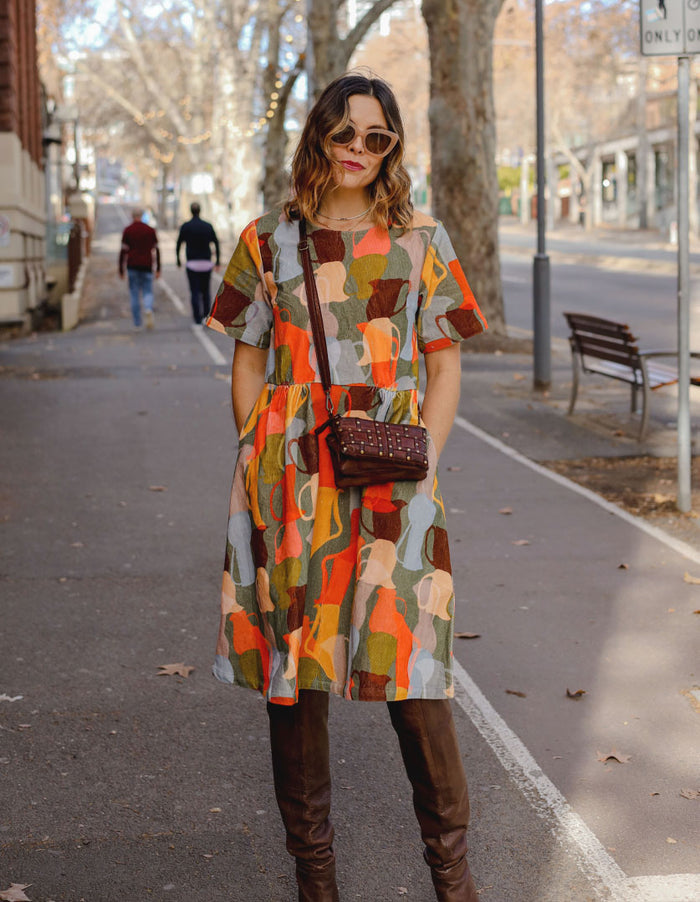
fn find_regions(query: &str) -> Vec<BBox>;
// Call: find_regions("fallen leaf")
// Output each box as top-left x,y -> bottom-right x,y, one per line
650,791 -> 660,796
70,541 -> 84,548
209,807 -> 222,812
149,485 -> 168,492
667,608 -> 675,613
0,885 -> 32,902
684,571 -> 700,584
566,688 -> 587,699
512,539 -> 530,546
694,610 -> 700,615
513,373 -> 525,381
666,837 -> 677,844
0,694 -> 23,703
505,689 -> 527,698
157,663 -> 195,678
499,507 -> 513,515
596,748 -> 631,764
618,563 -> 628,570
680,789 -> 699,800
454,631 -> 481,640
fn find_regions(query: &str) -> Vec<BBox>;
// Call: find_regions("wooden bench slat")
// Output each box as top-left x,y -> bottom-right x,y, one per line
563,311 -> 690,439
565,313 -> 637,341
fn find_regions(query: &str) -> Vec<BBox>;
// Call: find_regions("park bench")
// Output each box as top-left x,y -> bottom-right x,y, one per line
563,312 -> 700,440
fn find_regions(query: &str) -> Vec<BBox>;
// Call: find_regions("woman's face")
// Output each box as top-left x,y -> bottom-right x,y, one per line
328,94 -> 389,192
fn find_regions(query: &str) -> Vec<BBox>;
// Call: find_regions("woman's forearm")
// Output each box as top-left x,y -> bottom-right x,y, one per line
231,341 -> 268,434
421,343 -> 462,459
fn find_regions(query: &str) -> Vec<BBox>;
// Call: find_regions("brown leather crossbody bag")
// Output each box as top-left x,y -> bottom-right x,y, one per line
298,219 -> 429,488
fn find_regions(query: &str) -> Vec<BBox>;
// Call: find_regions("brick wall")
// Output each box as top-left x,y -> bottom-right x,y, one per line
0,0 -> 42,164
0,0 -> 46,324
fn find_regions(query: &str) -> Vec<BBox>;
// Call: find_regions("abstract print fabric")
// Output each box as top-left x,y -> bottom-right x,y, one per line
206,209 -> 487,705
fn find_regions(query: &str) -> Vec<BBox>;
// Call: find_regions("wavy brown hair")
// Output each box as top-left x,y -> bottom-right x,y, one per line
284,72 -> 413,230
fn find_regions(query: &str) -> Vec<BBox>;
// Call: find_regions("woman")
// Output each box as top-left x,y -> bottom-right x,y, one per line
207,72 -> 487,901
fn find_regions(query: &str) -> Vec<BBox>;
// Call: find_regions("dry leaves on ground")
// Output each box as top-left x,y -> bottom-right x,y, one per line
680,789 -> 699,800
683,571 -> 700,585
597,748 -> 631,764
454,631 -> 481,640
566,688 -> 587,699
0,885 -> 32,902
505,689 -> 527,698
157,663 -> 195,677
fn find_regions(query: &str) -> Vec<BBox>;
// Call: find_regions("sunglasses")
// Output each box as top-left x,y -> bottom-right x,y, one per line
330,124 -> 399,157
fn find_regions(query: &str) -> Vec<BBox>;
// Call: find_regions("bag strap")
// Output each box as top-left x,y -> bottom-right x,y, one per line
298,219 -> 334,411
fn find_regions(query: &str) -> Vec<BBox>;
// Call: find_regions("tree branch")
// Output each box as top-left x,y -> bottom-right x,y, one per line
550,120 -> 590,184
74,61 -> 168,149
115,0 -> 193,155
340,0 -> 400,68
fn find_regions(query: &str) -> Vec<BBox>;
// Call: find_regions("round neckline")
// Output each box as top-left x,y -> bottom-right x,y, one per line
307,220 -> 388,235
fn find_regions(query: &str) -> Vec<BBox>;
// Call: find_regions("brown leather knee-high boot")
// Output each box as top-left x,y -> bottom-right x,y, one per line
388,698 -> 478,902
267,689 -> 340,902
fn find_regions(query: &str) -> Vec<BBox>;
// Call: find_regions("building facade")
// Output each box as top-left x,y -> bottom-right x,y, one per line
0,0 -> 45,325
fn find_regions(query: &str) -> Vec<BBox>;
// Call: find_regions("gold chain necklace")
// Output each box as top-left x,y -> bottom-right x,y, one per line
317,205 -> 372,222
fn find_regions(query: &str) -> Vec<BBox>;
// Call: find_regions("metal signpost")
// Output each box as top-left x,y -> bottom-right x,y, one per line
640,0 -> 698,512
534,0 -> 550,390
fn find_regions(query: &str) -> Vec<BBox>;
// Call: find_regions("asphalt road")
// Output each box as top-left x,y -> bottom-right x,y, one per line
502,257 -> 682,349
1,205 -> 698,902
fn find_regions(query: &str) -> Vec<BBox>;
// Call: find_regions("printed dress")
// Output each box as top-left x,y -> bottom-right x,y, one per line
206,209 -> 487,705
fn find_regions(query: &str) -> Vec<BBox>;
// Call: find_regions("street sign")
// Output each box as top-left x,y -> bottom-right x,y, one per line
640,0 -> 700,56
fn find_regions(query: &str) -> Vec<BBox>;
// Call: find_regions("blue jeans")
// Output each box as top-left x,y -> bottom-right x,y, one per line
127,269 -> 154,326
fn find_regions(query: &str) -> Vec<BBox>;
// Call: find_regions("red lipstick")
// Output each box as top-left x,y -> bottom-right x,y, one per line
341,161 -> 364,171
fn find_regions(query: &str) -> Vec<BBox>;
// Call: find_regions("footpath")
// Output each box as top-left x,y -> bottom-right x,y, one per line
0,210 -> 698,902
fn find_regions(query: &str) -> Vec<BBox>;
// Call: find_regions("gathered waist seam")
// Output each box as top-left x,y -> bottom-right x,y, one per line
267,381 -> 415,391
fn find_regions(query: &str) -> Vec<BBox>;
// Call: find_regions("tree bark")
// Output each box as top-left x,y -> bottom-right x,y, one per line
261,0 -> 402,208
422,0 -> 505,336
307,0 -> 401,99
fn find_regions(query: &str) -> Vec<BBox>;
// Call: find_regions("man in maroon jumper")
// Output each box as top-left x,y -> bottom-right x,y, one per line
119,207 -> 161,329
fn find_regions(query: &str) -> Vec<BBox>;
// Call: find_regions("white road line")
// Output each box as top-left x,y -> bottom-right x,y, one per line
158,277 -> 228,366
623,875 -> 700,901
452,412 -> 700,566
158,277 -> 187,314
191,323 -> 227,366
453,661 -> 700,900
450,414 -> 700,898
452,661 -> 628,901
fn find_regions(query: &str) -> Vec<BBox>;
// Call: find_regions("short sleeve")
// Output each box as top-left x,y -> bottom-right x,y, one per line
206,220 -> 273,348
416,221 -> 487,353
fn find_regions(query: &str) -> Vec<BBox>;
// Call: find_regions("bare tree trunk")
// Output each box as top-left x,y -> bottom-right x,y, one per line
260,0 -> 401,208
307,0 -> 401,99
422,0 -> 505,336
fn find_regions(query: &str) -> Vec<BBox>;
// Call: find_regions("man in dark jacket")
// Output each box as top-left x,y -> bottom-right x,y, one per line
176,202 -> 221,324
119,207 -> 161,330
